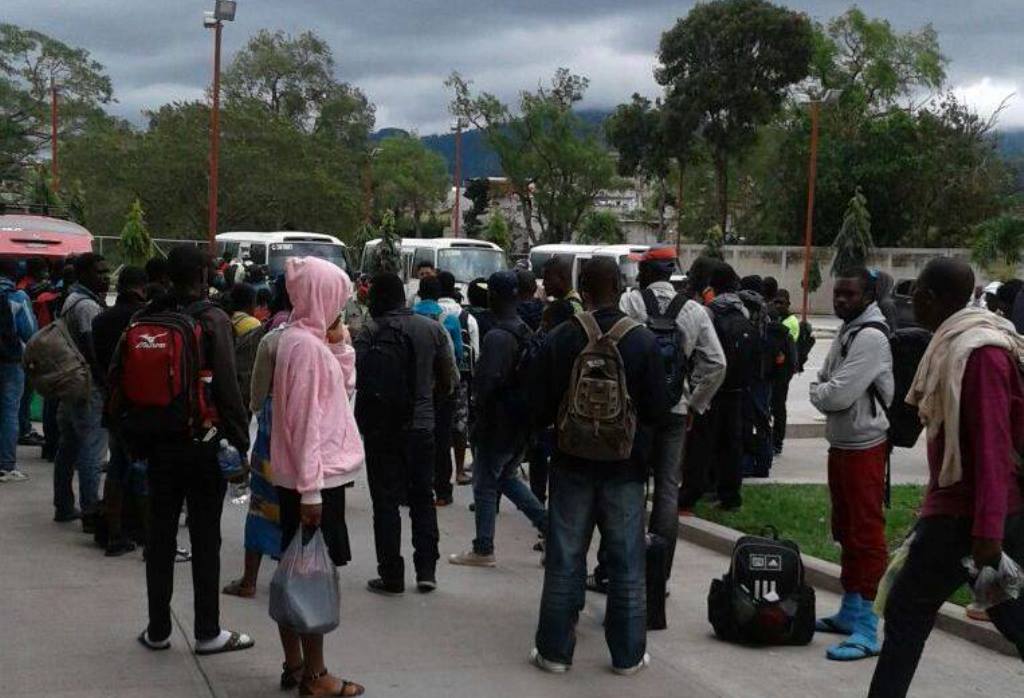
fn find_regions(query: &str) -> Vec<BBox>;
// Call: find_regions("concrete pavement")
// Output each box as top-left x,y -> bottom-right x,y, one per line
2,443 -> 1022,697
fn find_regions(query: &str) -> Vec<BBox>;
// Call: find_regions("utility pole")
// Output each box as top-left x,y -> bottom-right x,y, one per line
207,19 -> 223,252
800,100 -> 821,322
50,77 -> 59,191
452,120 -> 463,238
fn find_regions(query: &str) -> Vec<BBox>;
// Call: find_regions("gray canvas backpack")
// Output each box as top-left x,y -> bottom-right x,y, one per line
557,312 -> 639,461
23,299 -> 91,402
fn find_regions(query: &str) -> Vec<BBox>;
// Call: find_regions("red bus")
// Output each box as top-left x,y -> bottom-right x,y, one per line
0,214 -> 94,258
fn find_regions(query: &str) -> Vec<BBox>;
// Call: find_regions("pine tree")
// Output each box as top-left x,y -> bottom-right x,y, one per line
831,188 -> 874,275
482,211 -> 511,252
376,210 -> 402,274
119,199 -> 153,267
701,224 -> 725,260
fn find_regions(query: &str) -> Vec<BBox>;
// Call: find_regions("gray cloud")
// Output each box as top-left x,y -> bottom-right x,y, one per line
6,0 -> 1023,132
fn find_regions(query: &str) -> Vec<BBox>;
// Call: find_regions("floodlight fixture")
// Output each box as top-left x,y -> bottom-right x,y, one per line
214,0 -> 237,22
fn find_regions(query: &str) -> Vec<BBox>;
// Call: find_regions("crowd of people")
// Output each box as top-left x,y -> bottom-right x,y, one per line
1,242 -> 1022,698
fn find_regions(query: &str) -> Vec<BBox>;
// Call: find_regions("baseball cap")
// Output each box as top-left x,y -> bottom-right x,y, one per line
487,271 -> 519,302
628,245 -> 678,263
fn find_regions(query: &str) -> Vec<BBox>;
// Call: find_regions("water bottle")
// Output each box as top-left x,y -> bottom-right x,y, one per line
217,439 -> 245,480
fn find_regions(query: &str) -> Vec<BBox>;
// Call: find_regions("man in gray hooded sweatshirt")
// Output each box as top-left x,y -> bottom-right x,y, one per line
810,266 -> 894,662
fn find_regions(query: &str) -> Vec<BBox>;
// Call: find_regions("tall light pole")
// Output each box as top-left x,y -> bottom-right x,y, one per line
204,1 -> 237,252
452,119 -> 464,238
50,78 -> 59,191
799,89 -> 839,321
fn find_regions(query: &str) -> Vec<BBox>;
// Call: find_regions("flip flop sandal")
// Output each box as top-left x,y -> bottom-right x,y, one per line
194,631 -> 255,656
456,475 -> 472,486
175,548 -> 192,563
826,641 -> 879,662
222,579 -> 256,598
815,617 -> 853,635
138,630 -> 171,651
281,663 -> 304,690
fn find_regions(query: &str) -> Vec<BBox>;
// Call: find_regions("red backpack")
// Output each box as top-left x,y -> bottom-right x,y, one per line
108,301 -> 218,449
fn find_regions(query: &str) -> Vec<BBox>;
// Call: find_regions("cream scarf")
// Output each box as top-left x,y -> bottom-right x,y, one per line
906,307 -> 1024,487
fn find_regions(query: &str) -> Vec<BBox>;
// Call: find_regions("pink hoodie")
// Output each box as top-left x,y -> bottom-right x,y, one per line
271,257 -> 364,504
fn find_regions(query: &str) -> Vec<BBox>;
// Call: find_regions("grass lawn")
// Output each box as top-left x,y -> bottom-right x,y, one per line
694,484 -> 973,607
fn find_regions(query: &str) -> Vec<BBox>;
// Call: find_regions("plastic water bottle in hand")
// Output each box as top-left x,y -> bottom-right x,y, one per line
217,439 -> 246,481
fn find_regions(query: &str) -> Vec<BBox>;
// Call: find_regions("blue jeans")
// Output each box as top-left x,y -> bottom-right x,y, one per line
53,388 -> 107,516
472,445 -> 546,556
0,363 -> 25,472
536,465 -> 647,669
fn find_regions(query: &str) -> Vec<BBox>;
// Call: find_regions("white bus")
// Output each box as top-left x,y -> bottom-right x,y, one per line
361,237 -> 508,297
216,231 -> 351,276
529,243 -> 683,291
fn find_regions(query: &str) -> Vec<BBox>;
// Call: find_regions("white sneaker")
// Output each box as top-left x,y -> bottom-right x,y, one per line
448,550 -> 496,567
530,648 -> 569,673
612,653 -> 651,676
0,469 -> 29,483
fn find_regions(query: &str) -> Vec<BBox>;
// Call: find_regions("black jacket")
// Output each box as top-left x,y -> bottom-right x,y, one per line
472,315 -> 530,457
532,307 -> 669,476
148,293 -> 250,454
91,291 -> 146,388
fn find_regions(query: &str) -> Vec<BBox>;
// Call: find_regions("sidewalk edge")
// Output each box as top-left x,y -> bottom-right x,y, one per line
678,516 -> 1017,657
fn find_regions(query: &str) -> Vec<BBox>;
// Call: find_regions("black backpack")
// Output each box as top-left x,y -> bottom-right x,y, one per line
354,317 -> 416,435
491,319 -> 535,424
796,320 -> 816,373
641,288 -> 688,406
708,526 -> 816,646
712,304 -> 759,391
0,290 -> 22,363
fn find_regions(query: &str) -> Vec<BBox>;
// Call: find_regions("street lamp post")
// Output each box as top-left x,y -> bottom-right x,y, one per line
799,89 -> 839,321
452,119 -> 463,238
204,1 -> 237,253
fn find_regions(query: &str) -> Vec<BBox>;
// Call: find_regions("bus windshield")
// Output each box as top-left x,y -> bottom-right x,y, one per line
268,242 -> 348,276
437,248 -> 506,283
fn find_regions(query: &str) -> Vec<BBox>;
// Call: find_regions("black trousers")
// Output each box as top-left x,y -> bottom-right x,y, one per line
679,390 -> 744,510
365,428 -> 440,583
869,515 -> 1024,698
433,398 -> 455,502
770,374 -> 792,451
146,442 -> 226,642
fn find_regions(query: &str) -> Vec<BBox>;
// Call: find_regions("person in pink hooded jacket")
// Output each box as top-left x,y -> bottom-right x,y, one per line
271,257 -> 365,697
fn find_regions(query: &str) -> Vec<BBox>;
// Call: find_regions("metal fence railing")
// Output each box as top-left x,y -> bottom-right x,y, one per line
92,236 -> 205,260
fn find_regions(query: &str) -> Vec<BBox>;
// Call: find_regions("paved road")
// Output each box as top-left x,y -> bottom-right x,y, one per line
2,444 -> 1022,697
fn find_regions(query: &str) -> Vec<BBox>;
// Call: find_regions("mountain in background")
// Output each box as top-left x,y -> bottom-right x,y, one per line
374,113 -> 1024,186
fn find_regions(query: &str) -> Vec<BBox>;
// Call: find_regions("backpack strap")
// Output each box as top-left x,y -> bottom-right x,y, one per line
605,316 -> 641,345
665,293 -> 687,319
575,311 -> 602,345
840,321 -> 890,359
640,288 -> 661,319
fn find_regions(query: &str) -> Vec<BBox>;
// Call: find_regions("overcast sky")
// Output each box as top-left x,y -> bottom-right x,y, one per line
6,1 -> 1023,133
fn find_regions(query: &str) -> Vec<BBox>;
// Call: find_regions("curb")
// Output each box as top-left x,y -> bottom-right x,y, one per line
678,516 -> 1017,657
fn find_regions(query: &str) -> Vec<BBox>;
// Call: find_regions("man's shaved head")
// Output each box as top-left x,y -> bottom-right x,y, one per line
913,258 -> 975,331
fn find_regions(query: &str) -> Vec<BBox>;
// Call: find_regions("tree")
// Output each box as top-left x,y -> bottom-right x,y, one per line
605,94 -> 672,234
448,69 -> 614,244
701,224 -> 725,260
462,178 -> 490,237
831,188 -> 874,275
810,8 -> 946,116
0,24 -> 113,179
374,210 -> 402,274
657,0 -> 814,232
24,166 -> 62,215
372,134 -> 449,236
577,211 -> 624,244
972,216 -> 1024,279
482,211 -> 511,252
119,199 -> 153,267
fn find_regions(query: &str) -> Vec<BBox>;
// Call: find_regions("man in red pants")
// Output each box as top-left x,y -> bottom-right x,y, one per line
810,267 -> 894,661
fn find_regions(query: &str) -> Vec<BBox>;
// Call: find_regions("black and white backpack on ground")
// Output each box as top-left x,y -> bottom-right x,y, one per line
640,288 -> 689,406
708,526 -> 816,646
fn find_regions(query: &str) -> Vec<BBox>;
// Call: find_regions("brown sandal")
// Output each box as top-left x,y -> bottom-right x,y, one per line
300,668 -> 365,696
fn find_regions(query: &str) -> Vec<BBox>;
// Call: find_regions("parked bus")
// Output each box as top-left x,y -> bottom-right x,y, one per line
528,243 -> 683,292
361,237 -> 507,298
216,232 -> 351,276
0,214 -> 94,259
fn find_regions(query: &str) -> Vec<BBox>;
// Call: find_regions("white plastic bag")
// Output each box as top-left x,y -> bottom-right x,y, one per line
269,528 -> 340,634
962,553 -> 1024,611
